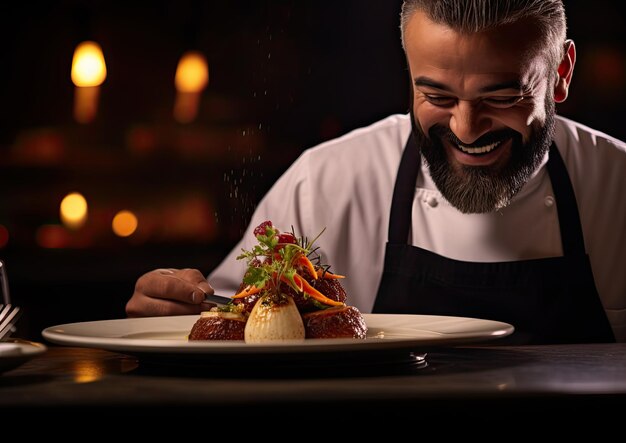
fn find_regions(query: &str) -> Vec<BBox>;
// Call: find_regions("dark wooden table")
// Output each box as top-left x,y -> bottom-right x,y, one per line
2,342 -> 625,428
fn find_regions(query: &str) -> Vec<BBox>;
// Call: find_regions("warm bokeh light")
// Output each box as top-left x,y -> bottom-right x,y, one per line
174,51 -> 209,123
36,224 -> 70,249
60,192 -> 88,229
71,41 -> 107,87
71,41 -> 107,123
112,210 -> 138,237
72,360 -> 105,384
0,225 -> 8,248
175,51 -> 209,93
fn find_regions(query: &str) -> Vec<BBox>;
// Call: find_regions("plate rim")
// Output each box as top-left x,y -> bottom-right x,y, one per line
0,340 -> 48,374
41,313 -> 514,355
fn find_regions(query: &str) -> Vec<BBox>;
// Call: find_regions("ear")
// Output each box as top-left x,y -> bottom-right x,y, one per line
554,40 -> 576,103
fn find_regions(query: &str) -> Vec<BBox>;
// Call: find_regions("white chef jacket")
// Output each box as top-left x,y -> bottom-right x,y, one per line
208,114 -> 626,341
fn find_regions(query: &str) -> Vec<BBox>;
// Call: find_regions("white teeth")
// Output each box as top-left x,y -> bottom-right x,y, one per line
457,141 -> 501,155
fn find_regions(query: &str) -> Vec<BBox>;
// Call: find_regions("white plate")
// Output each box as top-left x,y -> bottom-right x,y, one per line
0,340 -> 47,374
41,314 -> 513,356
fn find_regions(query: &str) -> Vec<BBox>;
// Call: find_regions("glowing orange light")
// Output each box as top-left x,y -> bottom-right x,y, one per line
174,51 -> 209,123
71,41 -> 107,123
72,360 -> 105,383
175,51 -> 209,92
60,192 -> 88,229
112,210 -> 138,237
71,41 -> 107,87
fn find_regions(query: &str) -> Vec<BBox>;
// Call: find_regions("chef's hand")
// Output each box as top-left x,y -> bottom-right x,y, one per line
126,268 -> 214,317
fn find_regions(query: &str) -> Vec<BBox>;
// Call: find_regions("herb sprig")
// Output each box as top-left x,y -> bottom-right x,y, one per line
237,224 -> 310,295
233,221 -> 344,308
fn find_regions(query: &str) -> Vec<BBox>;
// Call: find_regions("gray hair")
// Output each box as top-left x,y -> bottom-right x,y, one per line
400,0 -> 567,68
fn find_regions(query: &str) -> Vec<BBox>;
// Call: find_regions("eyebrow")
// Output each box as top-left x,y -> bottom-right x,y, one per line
414,76 -> 524,93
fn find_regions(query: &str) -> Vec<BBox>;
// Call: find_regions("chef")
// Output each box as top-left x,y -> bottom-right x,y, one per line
126,0 -> 626,343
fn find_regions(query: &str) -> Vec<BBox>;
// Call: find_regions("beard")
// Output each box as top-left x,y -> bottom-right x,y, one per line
413,100 -> 556,214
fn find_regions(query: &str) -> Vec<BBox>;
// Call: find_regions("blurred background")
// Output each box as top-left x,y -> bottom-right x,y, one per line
1,0 -> 624,340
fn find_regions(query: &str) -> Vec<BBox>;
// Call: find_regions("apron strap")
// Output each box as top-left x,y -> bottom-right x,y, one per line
388,132 -> 419,243
546,143 -> 586,256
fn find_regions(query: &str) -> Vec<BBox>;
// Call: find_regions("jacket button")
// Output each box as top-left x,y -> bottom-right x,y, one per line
427,197 -> 438,208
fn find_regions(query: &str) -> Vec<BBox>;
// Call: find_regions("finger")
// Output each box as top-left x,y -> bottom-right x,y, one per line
136,272 -> 201,304
172,268 -> 213,296
127,294 -> 204,318
156,268 -> 175,275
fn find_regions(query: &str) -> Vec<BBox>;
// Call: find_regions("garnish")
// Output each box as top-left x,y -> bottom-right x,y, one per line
235,221 -> 343,307
189,220 -> 366,342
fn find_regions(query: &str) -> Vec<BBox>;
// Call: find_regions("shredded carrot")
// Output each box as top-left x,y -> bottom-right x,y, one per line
292,273 -> 344,307
232,285 -> 262,299
280,274 -> 303,292
298,254 -> 318,280
316,269 -> 345,279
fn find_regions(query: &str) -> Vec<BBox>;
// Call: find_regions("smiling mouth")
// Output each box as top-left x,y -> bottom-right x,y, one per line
455,140 -> 504,156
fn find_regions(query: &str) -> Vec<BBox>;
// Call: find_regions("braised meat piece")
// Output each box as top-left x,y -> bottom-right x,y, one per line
302,305 -> 367,339
188,311 -> 246,340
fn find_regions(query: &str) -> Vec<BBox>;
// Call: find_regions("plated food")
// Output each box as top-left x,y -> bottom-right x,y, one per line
189,221 -> 367,342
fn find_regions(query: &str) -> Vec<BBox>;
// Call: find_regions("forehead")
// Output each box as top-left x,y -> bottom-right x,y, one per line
405,11 -> 548,87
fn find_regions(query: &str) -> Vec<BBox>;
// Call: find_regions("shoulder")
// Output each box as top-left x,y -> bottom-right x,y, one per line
258,113 -> 411,207
554,115 -> 626,194
554,115 -> 626,198
301,113 -> 411,164
270,114 -> 410,191
554,115 -> 626,160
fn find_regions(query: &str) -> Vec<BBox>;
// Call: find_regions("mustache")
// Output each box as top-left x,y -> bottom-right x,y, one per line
428,125 -> 520,148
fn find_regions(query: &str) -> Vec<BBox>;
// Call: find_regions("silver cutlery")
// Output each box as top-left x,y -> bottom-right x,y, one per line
201,293 -> 233,306
0,304 -> 21,341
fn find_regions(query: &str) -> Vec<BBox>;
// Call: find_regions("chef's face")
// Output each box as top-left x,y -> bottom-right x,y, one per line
404,11 -> 573,213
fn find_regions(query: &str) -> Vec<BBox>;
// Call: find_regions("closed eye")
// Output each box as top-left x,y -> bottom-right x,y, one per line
424,94 -> 456,107
482,96 -> 525,108
423,93 -> 526,109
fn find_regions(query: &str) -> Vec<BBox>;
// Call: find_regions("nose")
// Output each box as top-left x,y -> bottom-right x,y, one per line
448,100 -> 492,144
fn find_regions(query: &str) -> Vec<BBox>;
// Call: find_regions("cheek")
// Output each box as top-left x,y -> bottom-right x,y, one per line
497,105 -> 546,141
414,99 -> 450,134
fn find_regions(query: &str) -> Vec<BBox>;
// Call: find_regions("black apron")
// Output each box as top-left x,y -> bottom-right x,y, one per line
373,133 -> 615,344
